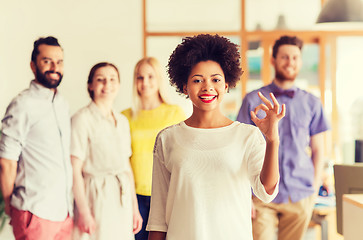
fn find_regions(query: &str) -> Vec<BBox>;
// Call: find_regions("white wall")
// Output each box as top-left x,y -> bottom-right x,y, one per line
0,0 -> 143,116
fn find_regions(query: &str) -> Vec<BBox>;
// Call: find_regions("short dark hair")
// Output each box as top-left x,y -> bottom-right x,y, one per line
167,34 -> 242,95
31,36 -> 62,62
272,35 -> 303,59
87,62 -> 120,100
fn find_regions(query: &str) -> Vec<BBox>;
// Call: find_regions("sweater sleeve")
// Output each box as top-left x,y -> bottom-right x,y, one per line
146,132 -> 170,232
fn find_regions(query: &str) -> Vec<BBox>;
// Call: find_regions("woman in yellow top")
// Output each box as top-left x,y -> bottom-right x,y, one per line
122,57 -> 185,240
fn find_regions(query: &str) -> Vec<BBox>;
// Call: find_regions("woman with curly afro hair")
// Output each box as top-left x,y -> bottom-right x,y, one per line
147,34 -> 285,240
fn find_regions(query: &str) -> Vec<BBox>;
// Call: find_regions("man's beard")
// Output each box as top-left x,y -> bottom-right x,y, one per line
35,66 -> 63,89
274,68 -> 297,83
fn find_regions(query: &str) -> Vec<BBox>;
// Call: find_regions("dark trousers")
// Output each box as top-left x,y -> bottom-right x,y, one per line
135,194 -> 151,240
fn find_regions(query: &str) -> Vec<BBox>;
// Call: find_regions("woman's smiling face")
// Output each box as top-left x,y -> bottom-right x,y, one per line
88,65 -> 120,102
184,60 -> 228,113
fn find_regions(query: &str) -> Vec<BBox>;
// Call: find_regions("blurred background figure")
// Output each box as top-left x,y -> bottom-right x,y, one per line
0,36 -> 74,240
122,57 -> 185,240
237,35 -> 330,240
71,62 -> 142,240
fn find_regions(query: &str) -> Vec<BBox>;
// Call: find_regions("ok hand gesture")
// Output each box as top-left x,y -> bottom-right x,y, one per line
251,92 -> 285,142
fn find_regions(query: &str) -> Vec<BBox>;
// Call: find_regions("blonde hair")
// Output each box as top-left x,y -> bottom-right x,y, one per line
131,57 -> 171,117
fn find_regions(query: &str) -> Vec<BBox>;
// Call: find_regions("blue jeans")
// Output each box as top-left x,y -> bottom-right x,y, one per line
135,194 -> 151,240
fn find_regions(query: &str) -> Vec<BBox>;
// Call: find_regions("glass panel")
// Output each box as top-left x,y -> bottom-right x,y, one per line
221,36 -> 242,120
223,81 -> 242,120
336,37 -> 363,164
147,0 -> 241,32
324,43 -> 334,163
146,36 -> 183,74
246,0 -> 321,31
246,41 -> 264,93
300,43 -> 320,96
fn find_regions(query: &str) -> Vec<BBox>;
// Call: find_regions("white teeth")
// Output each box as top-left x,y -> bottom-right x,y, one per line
200,96 -> 215,100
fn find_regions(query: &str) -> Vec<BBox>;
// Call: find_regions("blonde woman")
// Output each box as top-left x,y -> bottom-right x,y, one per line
122,57 -> 185,240
72,62 -> 142,240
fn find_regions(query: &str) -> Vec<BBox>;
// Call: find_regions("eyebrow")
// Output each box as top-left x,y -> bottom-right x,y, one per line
211,74 -> 223,77
191,73 -> 223,78
41,57 -> 63,62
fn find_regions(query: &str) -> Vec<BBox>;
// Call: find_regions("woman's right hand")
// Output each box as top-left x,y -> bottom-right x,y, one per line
71,156 -> 96,234
78,211 -> 96,234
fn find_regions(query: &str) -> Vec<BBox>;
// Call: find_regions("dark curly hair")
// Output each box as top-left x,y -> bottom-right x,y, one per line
167,34 -> 242,95
31,36 -> 62,62
272,35 -> 303,59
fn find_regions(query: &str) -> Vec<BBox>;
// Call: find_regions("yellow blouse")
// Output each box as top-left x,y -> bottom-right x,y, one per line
122,103 -> 185,196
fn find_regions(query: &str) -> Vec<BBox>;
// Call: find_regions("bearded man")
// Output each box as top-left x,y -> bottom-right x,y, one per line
0,36 -> 73,239
237,35 -> 330,240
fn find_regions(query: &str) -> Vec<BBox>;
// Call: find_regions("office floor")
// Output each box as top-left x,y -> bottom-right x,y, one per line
268,227 -> 339,240
0,226 -> 316,240
0,219 -> 343,240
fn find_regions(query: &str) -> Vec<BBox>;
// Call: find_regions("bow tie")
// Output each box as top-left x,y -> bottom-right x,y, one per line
272,90 -> 295,98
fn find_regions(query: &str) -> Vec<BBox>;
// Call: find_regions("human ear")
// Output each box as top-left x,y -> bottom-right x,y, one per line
270,57 -> 276,66
183,85 -> 188,95
30,61 -> 36,75
88,82 -> 94,91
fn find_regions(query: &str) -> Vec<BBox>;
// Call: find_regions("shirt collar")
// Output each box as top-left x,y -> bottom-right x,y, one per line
88,101 -> 117,123
270,81 -> 298,92
29,80 -> 57,101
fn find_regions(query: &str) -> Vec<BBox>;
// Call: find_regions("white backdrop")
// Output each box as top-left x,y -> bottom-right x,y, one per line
0,0 -> 143,116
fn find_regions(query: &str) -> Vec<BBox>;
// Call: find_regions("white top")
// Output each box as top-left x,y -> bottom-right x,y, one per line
146,121 -> 278,240
0,80 -> 73,221
71,102 -> 134,239
71,102 -> 132,177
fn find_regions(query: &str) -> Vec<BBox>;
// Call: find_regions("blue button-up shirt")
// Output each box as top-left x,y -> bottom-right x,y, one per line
237,82 -> 330,203
0,80 -> 73,221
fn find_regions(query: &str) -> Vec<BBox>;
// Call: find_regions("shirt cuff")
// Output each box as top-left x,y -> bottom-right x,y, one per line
0,134 -> 22,161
